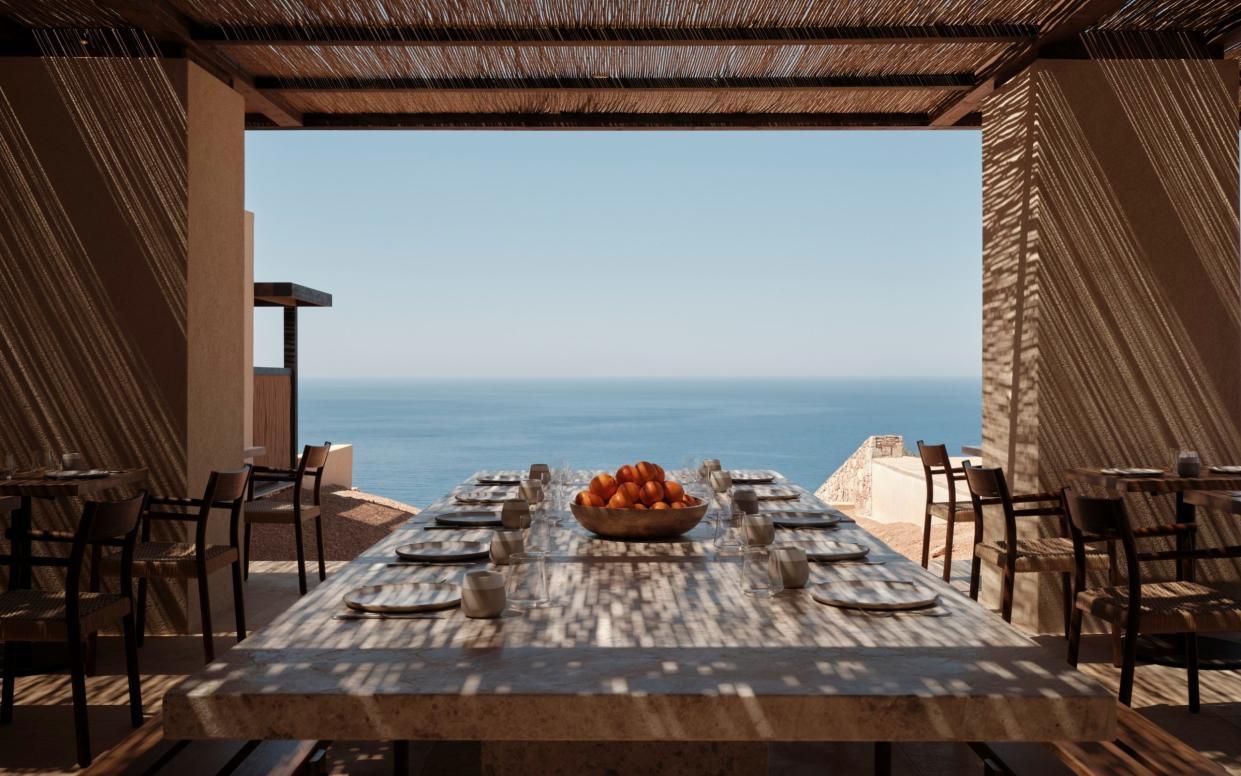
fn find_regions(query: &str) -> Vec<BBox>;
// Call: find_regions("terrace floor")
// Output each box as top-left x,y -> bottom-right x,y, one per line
2,494 -> 1240,774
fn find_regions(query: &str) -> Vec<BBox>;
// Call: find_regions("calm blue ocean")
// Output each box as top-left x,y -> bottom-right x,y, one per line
298,378 -> 982,507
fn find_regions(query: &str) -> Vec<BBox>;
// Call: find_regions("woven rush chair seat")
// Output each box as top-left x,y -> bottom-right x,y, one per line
1078,581 -> 1241,634
929,501 -> 976,521
101,542 -> 239,578
975,537 -> 1109,572
245,501 -> 320,524
0,590 -> 130,641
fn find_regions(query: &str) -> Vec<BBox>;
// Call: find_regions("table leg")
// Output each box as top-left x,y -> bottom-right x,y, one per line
8,496 -> 32,591
392,740 -> 409,776
874,742 -> 892,776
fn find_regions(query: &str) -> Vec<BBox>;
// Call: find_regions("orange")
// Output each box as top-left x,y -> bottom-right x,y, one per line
670,501 -> 686,509
577,491 -> 604,507
652,463 -> 666,482
617,481 -> 641,504
615,464 -> 639,484
608,491 -> 634,509
663,480 -> 685,502
651,501 -> 669,510
633,503 -> 647,510
590,473 -> 618,502
635,461 -> 659,484
640,480 -> 664,506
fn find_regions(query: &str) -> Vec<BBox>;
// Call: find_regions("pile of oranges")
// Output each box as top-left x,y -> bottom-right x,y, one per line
575,461 -> 700,511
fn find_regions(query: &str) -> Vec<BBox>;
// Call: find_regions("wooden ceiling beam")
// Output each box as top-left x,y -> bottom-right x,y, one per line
93,0 -> 303,126
930,0 -> 1129,127
196,24 -> 1036,48
245,111 -> 983,130
255,74 -> 975,93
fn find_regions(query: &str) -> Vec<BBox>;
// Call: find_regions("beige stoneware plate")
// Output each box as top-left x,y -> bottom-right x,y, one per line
344,582 -> 461,613
395,541 -> 489,562
787,539 -> 869,561
435,512 -> 502,527
810,579 -> 939,611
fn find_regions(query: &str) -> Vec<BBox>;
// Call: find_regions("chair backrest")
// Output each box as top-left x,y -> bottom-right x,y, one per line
1063,488 -> 1140,611
188,466 -> 251,550
71,494 -> 146,623
916,440 -> 960,505
963,462 -> 1015,547
295,442 -> 331,507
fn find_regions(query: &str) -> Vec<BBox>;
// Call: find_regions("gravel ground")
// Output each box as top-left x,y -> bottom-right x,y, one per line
246,488 -> 418,562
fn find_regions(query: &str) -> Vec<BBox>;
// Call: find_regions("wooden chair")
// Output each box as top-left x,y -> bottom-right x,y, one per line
915,441 -> 975,581
245,443 -> 331,595
963,463 -> 1108,632
101,468 -> 250,664
1,493 -> 146,767
1064,489 -> 1238,712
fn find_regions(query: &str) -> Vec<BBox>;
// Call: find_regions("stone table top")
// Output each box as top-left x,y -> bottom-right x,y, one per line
164,472 -> 1115,744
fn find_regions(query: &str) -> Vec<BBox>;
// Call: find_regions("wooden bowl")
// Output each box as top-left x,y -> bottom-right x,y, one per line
570,501 -> 708,540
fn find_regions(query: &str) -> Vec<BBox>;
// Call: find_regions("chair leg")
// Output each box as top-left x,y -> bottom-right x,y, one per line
1066,608 -> 1084,668
121,614 -> 143,727
136,577 -> 148,647
969,557 -> 982,600
68,636 -> 92,766
920,510 -> 932,569
1119,628 -> 1139,707
942,516 -> 955,583
314,516 -> 327,582
243,521 -> 252,581
874,742 -> 892,776
232,560 -> 247,643
197,570 -> 215,664
1,640 -> 16,724
1186,633 -> 1200,713
1000,563 -> 1015,623
1061,572 -> 1072,639
293,519 -> 308,596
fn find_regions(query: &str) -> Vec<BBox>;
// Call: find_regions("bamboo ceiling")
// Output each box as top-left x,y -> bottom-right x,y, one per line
0,0 -> 1238,129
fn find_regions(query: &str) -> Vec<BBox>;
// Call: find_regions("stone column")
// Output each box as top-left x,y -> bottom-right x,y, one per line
0,58 -> 246,631
981,58 -> 1241,631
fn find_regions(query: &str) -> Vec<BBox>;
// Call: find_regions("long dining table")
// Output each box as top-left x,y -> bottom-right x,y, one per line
163,468 -> 1114,770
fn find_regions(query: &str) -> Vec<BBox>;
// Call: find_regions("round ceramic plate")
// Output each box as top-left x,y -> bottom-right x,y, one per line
477,473 -> 523,485
344,582 -> 461,613
771,514 -> 840,529
810,579 -> 939,611
788,539 -> 869,562
454,488 -> 515,503
46,469 -> 108,480
434,512 -> 502,527
395,541 -> 488,562
730,470 -> 777,484
1210,466 -> 1241,474
1102,468 -> 1163,477
753,485 -> 800,501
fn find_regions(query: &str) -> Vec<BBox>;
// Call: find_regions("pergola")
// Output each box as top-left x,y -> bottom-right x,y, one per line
0,1 -> 1237,130
0,0 -> 1238,635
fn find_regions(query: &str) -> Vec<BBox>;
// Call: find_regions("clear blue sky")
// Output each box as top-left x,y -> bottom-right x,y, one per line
246,131 -> 982,378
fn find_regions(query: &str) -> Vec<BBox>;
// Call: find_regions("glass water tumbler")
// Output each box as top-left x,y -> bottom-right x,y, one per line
713,506 -> 744,552
1174,449 -> 1201,477
739,546 -> 783,598
506,552 -> 550,608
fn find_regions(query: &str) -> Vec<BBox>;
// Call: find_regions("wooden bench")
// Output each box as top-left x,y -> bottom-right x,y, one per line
974,703 -> 1226,775
81,712 -> 328,776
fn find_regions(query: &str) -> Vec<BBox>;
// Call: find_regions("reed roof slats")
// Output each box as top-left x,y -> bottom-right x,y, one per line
1,0 -> 1237,128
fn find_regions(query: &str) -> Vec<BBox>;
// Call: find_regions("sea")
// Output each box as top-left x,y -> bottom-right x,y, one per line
298,377 -> 982,507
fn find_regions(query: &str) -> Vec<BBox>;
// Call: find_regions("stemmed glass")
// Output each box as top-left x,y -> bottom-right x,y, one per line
0,453 -> 16,479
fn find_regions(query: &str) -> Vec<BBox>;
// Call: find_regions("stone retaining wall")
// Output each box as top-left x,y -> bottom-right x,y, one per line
815,435 -> 906,515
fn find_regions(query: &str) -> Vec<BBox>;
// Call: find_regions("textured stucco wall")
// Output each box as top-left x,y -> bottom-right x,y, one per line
982,58 -> 1241,631
0,58 -> 245,631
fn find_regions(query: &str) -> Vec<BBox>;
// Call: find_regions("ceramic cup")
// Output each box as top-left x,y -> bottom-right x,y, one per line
501,499 -> 532,529
770,545 -> 810,589
461,570 -> 506,618
529,463 -> 551,484
519,479 -> 545,505
743,513 -> 775,546
699,459 -> 722,478
489,528 -> 525,565
709,470 -> 733,494
732,488 -> 759,515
